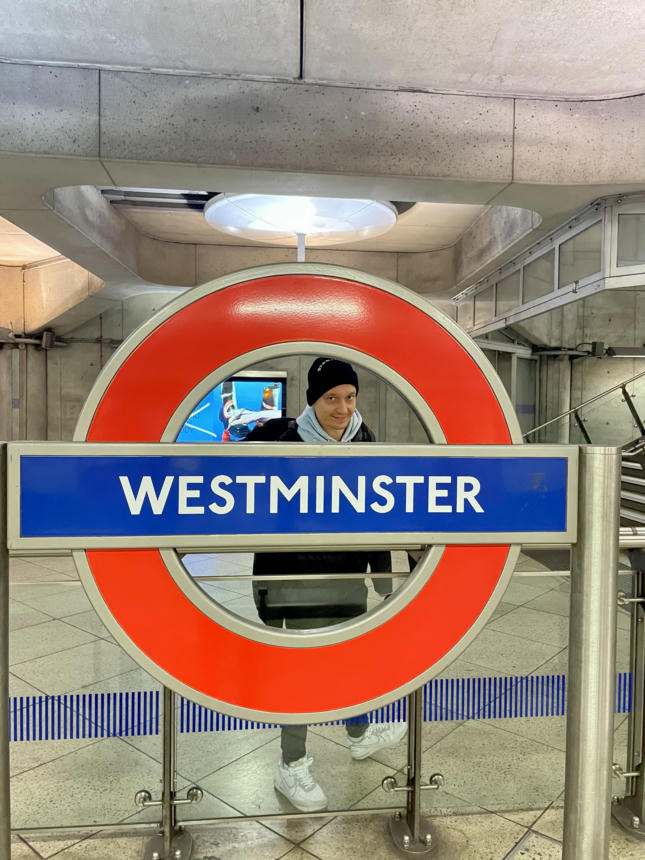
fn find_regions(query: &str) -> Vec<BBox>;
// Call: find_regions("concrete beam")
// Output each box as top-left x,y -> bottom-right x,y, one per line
1,60 -> 645,323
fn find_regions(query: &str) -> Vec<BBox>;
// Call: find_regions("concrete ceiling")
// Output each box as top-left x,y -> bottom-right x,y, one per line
115,201 -> 488,253
3,0 -> 644,99
2,1 -> 645,334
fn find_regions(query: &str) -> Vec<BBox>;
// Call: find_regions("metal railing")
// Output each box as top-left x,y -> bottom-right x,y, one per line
524,368 -> 645,444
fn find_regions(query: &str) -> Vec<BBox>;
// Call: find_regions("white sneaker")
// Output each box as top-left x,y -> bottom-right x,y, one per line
348,722 -> 408,760
273,755 -> 328,812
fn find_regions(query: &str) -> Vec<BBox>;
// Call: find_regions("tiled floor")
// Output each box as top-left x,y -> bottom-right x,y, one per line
7,551 -> 645,859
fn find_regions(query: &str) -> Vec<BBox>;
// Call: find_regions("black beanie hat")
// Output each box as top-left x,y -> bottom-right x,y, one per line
306,357 -> 359,405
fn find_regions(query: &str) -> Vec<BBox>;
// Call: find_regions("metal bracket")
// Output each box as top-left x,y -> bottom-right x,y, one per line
617,591 -> 645,606
612,763 -> 640,779
135,786 -> 204,809
382,773 -> 444,793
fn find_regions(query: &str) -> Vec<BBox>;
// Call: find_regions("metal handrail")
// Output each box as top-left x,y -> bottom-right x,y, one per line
524,368 -> 645,438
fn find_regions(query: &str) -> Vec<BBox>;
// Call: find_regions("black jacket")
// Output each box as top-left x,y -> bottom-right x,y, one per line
251,419 -> 392,622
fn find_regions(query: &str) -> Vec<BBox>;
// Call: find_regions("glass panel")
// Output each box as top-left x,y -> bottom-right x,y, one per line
456,298 -> 473,329
182,551 -> 409,631
523,250 -> 555,303
9,554 -> 163,830
569,376 -> 645,445
515,358 -> 537,435
474,285 -> 494,326
176,550 -> 415,822
495,271 -> 520,316
558,221 -> 602,288
617,213 -> 645,266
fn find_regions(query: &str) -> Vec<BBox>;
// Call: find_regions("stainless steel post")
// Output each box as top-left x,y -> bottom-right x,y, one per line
0,445 -> 10,860
388,688 -> 435,854
144,686 -> 193,860
162,685 -> 176,860
407,688 -> 422,843
563,446 -> 621,860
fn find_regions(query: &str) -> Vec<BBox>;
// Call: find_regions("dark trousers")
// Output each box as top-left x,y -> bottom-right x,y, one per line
266,615 -> 369,764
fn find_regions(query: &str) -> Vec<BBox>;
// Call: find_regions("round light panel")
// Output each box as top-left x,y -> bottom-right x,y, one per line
203,193 -> 397,247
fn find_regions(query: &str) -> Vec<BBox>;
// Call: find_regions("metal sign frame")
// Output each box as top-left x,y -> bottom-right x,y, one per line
11,262 -> 571,724
7,441 -> 578,551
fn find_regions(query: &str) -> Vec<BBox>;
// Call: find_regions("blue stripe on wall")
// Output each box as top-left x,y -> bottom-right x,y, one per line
8,673 -> 632,741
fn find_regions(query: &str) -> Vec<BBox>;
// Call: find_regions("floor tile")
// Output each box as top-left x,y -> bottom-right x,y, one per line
127,726 -> 280,782
10,581 -> 72,602
67,666 -> 161,697
10,733 -> 99,777
531,806 -> 563,841
9,564 -> 73,586
8,599 -> 52,631
61,609 -> 116,641
501,580 -> 557,607
10,639 -> 139,694
35,833 -> 149,859
263,814 -> 333,844
9,672 -> 44,699
489,601 -> 517,621
10,737 -> 162,829
199,732 -> 395,816
12,584 -> 93,618
18,832 -> 95,859
486,607 -> 569,649
279,848 -> 323,860
420,721 -> 565,811
609,826 -> 645,859
10,834 -> 41,858
530,649 -> 568,677
500,808 -> 546,828
222,594 -> 264,623
523,590 -> 570,618
302,810 -> 526,860
617,607 -> 633,631
460,628 -> 562,675
10,619 -> 97,666
186,821 -> 294,860
25,555 -> 79,575
509,832 -> 561,858
199,582 -> 248,605
479,715 -> 567,752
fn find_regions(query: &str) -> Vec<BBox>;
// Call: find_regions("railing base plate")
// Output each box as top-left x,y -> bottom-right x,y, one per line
388,813 -> 436,855
612,803 -> 645,841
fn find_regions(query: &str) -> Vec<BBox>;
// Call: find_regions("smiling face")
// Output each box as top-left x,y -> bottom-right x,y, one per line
313,383 -> 357,440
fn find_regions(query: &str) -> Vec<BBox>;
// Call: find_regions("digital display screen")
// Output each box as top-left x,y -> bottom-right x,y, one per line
176,375 -> 286,442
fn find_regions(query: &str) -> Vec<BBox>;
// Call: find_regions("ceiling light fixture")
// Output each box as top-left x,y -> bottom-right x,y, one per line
606,346 -> 645,358
203,193 -> 397,260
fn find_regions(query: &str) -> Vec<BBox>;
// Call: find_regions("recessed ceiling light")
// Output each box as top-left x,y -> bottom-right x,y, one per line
203,193 -> 397,251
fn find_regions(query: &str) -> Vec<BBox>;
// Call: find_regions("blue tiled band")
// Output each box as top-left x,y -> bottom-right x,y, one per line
8,673 -> 632,742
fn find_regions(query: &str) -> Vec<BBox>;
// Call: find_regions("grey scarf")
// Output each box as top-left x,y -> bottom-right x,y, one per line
296,404 -> 363,443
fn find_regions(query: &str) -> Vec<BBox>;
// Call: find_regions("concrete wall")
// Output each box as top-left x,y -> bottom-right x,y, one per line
517,289 -> 645,443
3,289 -> 431,442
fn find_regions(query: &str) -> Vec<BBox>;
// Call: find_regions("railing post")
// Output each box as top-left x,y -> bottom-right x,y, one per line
0,445 -> 10,860
563,446 -> 621,859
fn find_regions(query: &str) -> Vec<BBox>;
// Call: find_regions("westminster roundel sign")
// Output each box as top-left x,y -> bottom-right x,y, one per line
7,264 -> 576,723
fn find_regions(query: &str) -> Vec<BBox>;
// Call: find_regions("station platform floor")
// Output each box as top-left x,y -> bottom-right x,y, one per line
7,551 -> 645,859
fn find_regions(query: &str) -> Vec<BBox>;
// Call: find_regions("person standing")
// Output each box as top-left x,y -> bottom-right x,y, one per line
252,357 -> 407,812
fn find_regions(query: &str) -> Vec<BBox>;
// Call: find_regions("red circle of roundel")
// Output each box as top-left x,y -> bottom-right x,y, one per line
82,273 -> 514,719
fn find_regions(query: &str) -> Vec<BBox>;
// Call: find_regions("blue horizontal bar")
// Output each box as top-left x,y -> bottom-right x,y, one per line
8,672 -> 631,741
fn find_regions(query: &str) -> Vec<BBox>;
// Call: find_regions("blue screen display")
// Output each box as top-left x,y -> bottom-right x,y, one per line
176,377 -> 285,443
